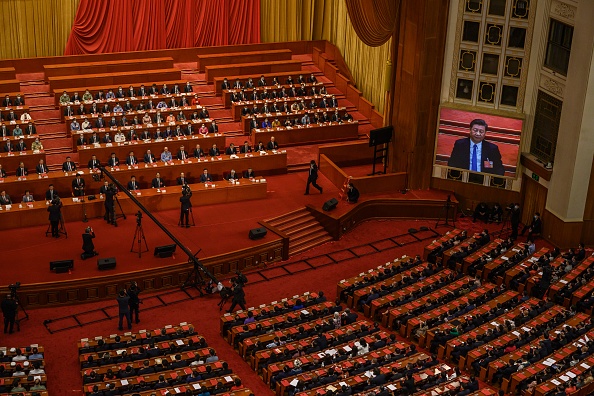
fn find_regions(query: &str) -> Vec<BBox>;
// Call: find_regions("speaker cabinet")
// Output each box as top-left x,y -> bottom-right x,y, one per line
50,259 -> 74,273
97,257 -> 117,270
249,227 -> 267,240
323,198 -> 338,211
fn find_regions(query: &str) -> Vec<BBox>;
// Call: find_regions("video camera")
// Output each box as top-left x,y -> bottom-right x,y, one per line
51,196 -> 61,206
8,282 -> 20,297
135,211 -> 142,226
182,185 -> 192,196
85,226 -> 93,234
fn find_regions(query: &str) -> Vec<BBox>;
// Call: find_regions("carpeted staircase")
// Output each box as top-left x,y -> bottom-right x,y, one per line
264,207 -> 333,256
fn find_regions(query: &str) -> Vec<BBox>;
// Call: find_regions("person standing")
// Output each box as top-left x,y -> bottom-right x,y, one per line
127,282 -> 141,324
509,203 -> 521,239
179,187 -> 192,228
1,294 -> 17,334
47,198 -> 62,238
227,279 -> 246,313
116,289 -> 131,331
305,160 -> 323,195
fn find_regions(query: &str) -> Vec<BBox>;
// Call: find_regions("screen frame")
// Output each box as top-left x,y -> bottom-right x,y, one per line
433,104 -> 525,180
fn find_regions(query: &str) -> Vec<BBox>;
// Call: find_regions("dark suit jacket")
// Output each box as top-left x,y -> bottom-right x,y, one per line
45,189 -> 59,200
62,161 -> 77,172
72,178 -> 85,190
125,156 -> 138,166
36,164 -> 49,174
151,178 -> 164,188
88,159 -> 101,169
267,141 -> 278,150
16,167 -> 28,176
144,153 -> 156,163
199,174 -> 212,183
243,170 -> 255,178
177,177 -> 188,185
209,148 -> 220,156
447,137 -> 504,176
127,181 -> 139,190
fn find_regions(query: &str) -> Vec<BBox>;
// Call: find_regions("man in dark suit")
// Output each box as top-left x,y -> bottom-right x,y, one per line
266,136 -> 278,151
194,144 -> 204,158
47,198 -> 62,238
4,140 -> 14,152
24,122 -> 36,136
62,156 -> 76,172
240,141 -> 252,154
305,160 -> 323,195
151,173 -> 165,188
144,149 -> 156,164
225,143 -> 236,155
447,119 -> 504,176
0,124 -> 10,137
45,184 -> 59,201
107,153 -> 119,167
243,168 -> 255,179
176,146 -> 189,161
15,138 -> 26,151
88,155 -> 101,170
127,176 -> 139,191
72,174 -> 86,196
225,169 -> 240,180
177,172 -> 188,186
199,168 -> 212,183
209,144 -> 220,157
16,162 -> 28,177
179,187 -> 192,227
522,212 -> 542,238
125,151 -> 138,166
36,159 -> 49,174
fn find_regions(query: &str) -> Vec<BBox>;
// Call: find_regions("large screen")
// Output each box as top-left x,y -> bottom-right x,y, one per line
434,107 -> 523,178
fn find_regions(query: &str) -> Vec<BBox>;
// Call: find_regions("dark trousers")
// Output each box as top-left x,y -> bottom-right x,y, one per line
306,177 -> 322,194
511,222 -> 519,239
228,299 -> 246,312
105,202 -> 115,223
3,315 -> 15,333
129,304 -> 139,323
118,311 -> 131,330
180,209 -> 189,226
50,220 -> 59,236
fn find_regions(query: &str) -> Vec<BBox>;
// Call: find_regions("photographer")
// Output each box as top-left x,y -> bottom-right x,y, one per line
227,278 -> 246,313
47,197 -> 62,238
1,294 -> 17,334
127,281 -> 141,324
508,203 -> 521,239
116,289 -> 131,331
179,186 -> 192,228
104,183 -> 117,225
81,227 -> 98,260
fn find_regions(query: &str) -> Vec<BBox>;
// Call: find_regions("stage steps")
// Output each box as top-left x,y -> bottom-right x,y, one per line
265,207 -> 333,256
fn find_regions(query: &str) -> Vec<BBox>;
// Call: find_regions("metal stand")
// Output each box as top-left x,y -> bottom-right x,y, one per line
369,143 -> 388,175
181,251 -> 205,296
130,215 -> 149,258
435,195 -> 456,229
112,196 -> 127,227
45,213 -> 68,238
81,197 -> 88,223
178,207 -> 195,227
498,210 -> 512,238
10,288 -> 28,332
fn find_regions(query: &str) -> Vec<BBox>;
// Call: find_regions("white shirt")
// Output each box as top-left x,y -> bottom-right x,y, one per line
114,133 -> 126,142
469,141 -> 482,172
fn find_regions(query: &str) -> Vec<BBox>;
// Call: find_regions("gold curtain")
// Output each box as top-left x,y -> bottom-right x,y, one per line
260,0 -> 391,113
0,0 -> 80,59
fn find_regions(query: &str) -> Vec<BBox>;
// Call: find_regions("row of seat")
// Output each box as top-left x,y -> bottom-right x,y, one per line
0,345 -> 46,394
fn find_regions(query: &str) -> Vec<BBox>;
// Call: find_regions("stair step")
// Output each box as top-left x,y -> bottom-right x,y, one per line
287,164 -> 310,173
289,235 -> 333,256
279,217 -> 319,234
264,207 -> 308,224
287,224 -> 326,239
289,233 -> 333,255
266,210 -> 310,228
290,229 -> 330,246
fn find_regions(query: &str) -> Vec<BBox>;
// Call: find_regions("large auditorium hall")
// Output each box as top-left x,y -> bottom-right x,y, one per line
1,1 -> 594,396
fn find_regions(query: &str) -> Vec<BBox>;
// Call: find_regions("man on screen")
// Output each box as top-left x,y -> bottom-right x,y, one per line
447,119 -> 504,176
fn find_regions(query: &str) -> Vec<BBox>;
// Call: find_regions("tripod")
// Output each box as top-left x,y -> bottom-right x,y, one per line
112,195 -> 127,226
498,210 -> 512,238
178,207 -> 195,227
130,217 -> 149,258
435,195 -> 456,229
45,213 -> 67,238
181,251 -> 205,296
11,290 -> 28,332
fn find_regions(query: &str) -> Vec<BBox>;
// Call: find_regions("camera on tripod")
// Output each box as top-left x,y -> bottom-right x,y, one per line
182,185 -> 192,196
135,211 -> 142,226
51,196 -> 61,206
9,282 -> 20,297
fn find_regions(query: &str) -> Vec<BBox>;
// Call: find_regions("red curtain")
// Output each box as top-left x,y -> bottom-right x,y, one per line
64,0 -> 260,55
344,0 -> 400,47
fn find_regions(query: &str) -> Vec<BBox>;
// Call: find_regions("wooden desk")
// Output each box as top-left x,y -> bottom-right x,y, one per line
503,247 -> 549,288
205,60 -> 302,83
462,239 -> 504,273
76,134 -> 225,162
0,150 -> 45,176
197,49 -> 293,71
44,57 -> 174,80
423,229 -> 463,260
241,108 -> 349,133
250,122 -> 358,147
53,80 -> 189,106
0,105 -> 32,120
548,256 -> 594,299
481,243 -> 525,280
214,71 -> 321,95
0,67 -> 16,80
0,79 -> 20,93
0,179 -> 268,230
49,68 -> 182,91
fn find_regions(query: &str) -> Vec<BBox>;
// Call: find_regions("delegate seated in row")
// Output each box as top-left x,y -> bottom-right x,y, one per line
64,97 -> 201,118
221,73 -> 319,90
74,123 -> 218,143
2,137 -> 43,152
0,122 -> 37,137
59,83 -> 194,104
230,86 -> 332,103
